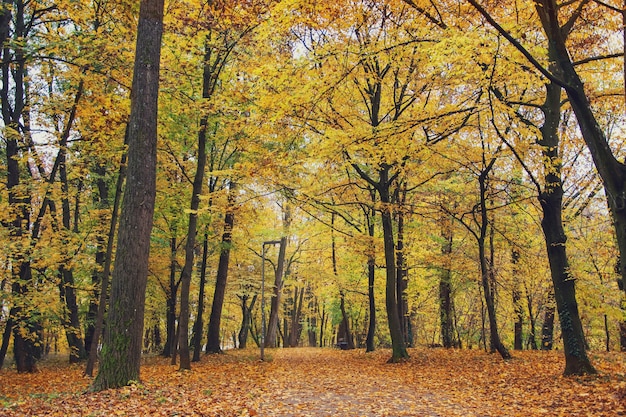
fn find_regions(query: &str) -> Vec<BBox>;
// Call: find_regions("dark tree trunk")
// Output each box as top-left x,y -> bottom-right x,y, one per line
395,202 -> 410,346
56,80 -> 87,364
192,229 -> 210,361
439,214 -> 455,348
536,78 -> 595,374
206,186 -> 236,354
288,286 -> 304,347
338,290 -> 355,350
378,168 -> 409,362
91,0 -> 164,390
525,282 -> 538,350
85,165 -> 109,355
238,295 -> 256,349
162,237 -> 179,358
476,162 -> 510,360
265,236 -> 287,348
541,295 -> 555,351
3,0 -> 41,374
177,99 -> 209,370
0,314 -> 13,369
365,188 -> 377,352
512,250 -> 523,350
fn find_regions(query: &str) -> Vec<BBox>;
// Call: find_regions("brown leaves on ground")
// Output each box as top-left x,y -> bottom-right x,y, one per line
0,348 -> 624,416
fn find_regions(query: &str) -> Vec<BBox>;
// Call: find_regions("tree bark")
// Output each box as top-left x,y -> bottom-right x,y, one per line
439,213 -> 456,348
512,250 -> 523,350
85,137 -> 127,377
192,229 -> 210,361
365,188 -> 377,352
536,77 -> 595,374
238,295 -> 256,349
206,185 -> 236,353
91,0 -> 164,390
162,237 -> 179,358
477,164 -> 511,360
379,168 -> 409,362
265,236 -> 288,348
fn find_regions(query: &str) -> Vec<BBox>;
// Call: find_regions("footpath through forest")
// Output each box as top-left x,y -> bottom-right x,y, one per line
0,347 -> 624,416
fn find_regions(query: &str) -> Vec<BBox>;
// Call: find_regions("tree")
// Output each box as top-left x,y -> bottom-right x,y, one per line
466,0 -> 626,330
91,0 -> 164,390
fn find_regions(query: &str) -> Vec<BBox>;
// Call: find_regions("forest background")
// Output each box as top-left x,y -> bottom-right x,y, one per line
1,0 -> 626,388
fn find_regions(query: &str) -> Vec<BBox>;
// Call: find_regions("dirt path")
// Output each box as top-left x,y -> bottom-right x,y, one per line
253,349 -> 478,416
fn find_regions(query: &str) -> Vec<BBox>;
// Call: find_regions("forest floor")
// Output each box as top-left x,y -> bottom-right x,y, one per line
0,347 -> 625,416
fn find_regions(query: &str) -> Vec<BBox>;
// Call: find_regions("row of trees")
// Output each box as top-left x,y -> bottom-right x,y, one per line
1,0 -> 625,388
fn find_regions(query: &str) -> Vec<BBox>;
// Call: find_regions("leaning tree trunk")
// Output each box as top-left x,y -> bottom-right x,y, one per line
91,0 -> 164,390
206,186 -> 236,354
536,77 -> 595,374
265,236 -> 288,348
84,140 -> 126,377
477,166 -> 510,360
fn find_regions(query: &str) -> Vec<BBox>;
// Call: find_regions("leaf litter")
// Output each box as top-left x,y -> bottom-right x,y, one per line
0,348 -> 624,416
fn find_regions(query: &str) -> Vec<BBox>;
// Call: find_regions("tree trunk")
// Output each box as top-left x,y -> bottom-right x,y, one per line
85,165 -> 109,356
238,295 -> 256,349
162,237 -> 179,358
536,77 -> 595,374
206,185 -> 236,354
439,213 -> 456,348
177,105 -> 209,370
338,290 -> 355,349
288,286 -> 304,347
91,0 -> 164,390
265,236 -> 288,348
365,187 -> 377,352
0,314 -> 13,370
192,229 -> 210,361
379,168 -> 409,362
396,204 -> 410,346
477,163 -> 510,360
84,137 -> 127,377
512,249 -> 523,350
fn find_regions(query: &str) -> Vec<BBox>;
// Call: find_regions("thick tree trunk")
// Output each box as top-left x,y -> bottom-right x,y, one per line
206,187 -> 236,354
533,0 -> 626,307
91,0 -> 164,390
535,77 -> 595,374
